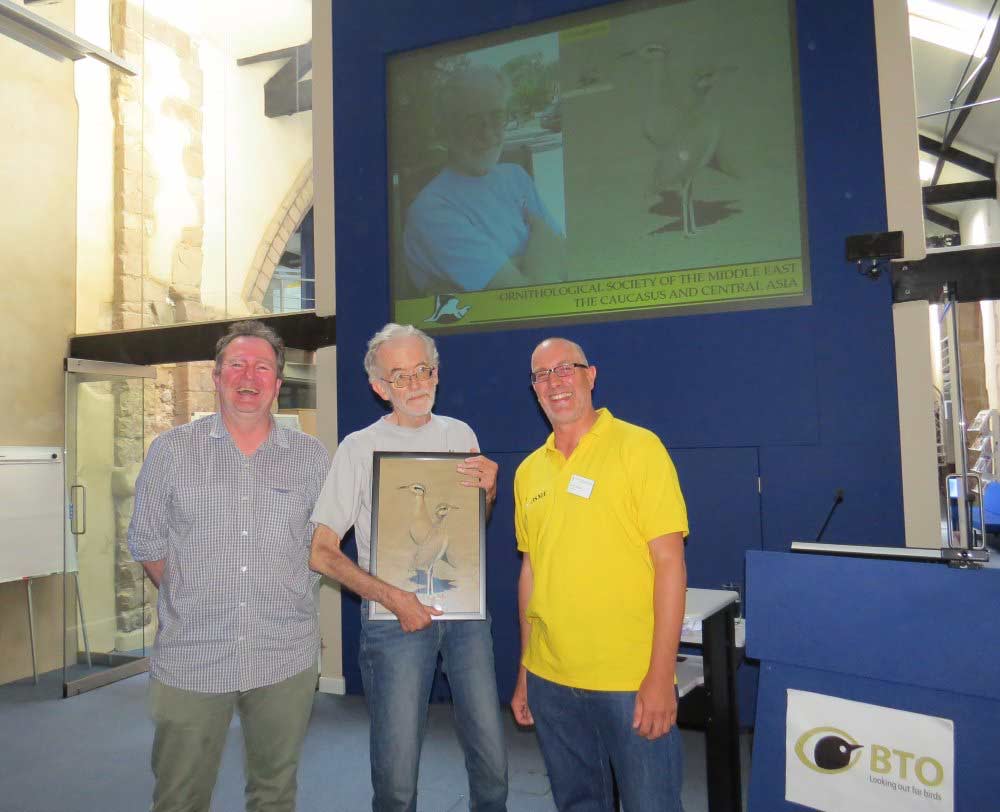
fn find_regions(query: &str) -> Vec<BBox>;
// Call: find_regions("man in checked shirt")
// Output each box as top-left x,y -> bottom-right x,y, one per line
128,320 -> 330,812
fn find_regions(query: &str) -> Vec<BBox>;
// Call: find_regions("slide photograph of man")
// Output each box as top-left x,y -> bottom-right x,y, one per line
388,0 -> 808,332
390,37 -> 568,300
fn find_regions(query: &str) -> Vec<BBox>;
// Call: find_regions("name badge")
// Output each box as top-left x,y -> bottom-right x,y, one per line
567,474 -> 595,499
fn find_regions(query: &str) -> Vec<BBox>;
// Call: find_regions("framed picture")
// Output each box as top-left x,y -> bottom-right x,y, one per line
369,451 -> 486,620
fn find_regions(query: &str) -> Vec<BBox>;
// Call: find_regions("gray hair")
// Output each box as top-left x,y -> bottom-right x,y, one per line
214,320 -> 286,379
438,64 -> 512,131
532,337 -> 589,366
364,323 -> 440,381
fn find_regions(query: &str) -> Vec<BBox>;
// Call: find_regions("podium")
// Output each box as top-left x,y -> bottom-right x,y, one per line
745,550 -> 1000,811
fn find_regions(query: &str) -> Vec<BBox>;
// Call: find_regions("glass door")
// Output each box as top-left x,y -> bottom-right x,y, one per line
63,358 -> 158,696
935,294 -> 987,552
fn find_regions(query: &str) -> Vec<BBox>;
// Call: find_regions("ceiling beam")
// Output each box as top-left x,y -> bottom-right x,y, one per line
68,312 -> 335,366
922,179 -> 997,206
924,206 -> 960,233
919,134 -> 994,179
894,245 -> 1000,303
0,0 -> 137,74
931,16 -> 1000,186
237,42 -> 312,118
236,46 -> 299,67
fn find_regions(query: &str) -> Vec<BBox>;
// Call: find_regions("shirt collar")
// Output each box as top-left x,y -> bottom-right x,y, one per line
208,412 -> 287,448
381,413 -> 437,433
272,419 -> 290,448
589,407 -> 612,436
208,412 -> 227,439
543,407 -> 612,452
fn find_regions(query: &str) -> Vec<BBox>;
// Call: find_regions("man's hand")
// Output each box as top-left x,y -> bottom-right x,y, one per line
140,559 -> 166,589
384,589 -> 442,633
458,450 -> 498,505
510,666 -> 534,726
634,532 -> 685,739
310,524 -> 442,632
522,207 -> 568,284
632,667 -> 677,740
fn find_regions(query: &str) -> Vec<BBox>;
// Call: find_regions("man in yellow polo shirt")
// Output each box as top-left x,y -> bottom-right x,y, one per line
510,337 -> 689,812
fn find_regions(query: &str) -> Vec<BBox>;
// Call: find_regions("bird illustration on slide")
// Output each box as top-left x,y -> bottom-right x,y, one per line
623,40 -> 738,236
398,482 -> 460,599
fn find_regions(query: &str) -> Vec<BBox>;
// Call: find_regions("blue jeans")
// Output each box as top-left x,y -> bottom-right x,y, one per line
360,607 -> 508,812
527,672 -> 684,812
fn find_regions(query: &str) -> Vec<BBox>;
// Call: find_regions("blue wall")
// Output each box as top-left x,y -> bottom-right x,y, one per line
330,0 -> 905,706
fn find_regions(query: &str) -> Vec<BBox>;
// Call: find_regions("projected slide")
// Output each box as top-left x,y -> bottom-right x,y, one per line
387,0 -> 808,331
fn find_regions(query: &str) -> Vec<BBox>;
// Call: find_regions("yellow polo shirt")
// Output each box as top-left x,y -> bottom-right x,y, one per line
514,408 -> 689,691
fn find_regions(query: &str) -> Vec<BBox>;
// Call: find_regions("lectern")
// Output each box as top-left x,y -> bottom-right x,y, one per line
745,550 -> 1000,811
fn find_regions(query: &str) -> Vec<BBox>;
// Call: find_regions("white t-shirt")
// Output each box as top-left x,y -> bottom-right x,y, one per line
310,414 -> 479,570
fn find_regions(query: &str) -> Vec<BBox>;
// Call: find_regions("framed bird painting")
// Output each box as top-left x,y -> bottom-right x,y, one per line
369,451 -> 487,620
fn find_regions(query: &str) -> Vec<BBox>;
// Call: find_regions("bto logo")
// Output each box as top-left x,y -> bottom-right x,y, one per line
795,726 -> 946,788
795,727 -> 864,774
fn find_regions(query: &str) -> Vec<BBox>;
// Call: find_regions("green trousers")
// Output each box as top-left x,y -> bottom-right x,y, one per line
149,664 -> 318,812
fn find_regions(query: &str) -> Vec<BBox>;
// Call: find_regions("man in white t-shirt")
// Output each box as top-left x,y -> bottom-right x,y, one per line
309,323 -> 507,812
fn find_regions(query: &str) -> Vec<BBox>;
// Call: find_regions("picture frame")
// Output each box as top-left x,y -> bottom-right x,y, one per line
368,451 -> 486,620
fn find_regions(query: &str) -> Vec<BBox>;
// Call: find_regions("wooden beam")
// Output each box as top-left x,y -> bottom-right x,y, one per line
922,179 -> 997,206
894,245 -> 1000,303
923,206 -> 960,233
236,45 -> 298,66
68,312 -> 335,366
931,21 -> 1000,185
919,135 -> 994,179
63,657 -> 149,697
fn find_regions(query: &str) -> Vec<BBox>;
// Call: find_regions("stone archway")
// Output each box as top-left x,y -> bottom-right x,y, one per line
242,160 -> 314,311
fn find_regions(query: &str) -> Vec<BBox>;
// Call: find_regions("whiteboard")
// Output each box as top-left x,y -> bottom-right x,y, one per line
0,446 -> 68,583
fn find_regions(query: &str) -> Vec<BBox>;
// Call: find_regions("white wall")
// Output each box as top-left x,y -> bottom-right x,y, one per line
0,0 -> 79,682
875,0 -> 941,547
312,0 -> 342,692
75,0 -> 116,334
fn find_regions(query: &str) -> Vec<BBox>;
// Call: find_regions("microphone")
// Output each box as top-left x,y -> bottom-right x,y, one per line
815,489 -> 845,542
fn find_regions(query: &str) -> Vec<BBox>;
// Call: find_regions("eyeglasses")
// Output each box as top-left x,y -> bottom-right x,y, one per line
383,365 -> 436,389
460,109 -> 508,134
530,363 -> 589,384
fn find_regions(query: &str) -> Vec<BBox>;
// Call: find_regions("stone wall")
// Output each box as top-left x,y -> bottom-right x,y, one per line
105,1 -> 309,642
114,377 -> 148,636
111,0 -> 214,329
109,1 -> 216,638
112,360 -> 217,641
174,361 -> 217,424
110,0 -> 146,331
0,0 -> 78,682
958,302 -> 988,427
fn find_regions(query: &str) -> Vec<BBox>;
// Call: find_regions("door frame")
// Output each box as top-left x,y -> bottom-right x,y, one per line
63,358 -> 156,697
